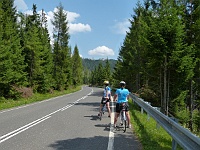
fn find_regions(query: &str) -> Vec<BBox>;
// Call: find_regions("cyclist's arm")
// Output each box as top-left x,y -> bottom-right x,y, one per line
127,94 -> 130,100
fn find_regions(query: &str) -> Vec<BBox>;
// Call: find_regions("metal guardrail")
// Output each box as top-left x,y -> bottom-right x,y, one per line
130,93 -> 200,150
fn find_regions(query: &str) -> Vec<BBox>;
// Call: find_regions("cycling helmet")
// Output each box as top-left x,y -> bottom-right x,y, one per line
103,80 -> 109,85
120,81 -> 126,86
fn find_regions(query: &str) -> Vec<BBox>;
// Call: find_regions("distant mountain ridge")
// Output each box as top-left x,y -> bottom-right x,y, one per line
82,58 -> 117,71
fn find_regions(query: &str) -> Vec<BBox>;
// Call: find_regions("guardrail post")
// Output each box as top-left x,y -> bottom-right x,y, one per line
146,102 -> 151,121
170,117 -> 178,150
141,108 -> 144,114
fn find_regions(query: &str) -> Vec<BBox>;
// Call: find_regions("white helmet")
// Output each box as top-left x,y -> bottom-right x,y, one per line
120,81 -> 126,85
103,80 -> 109,84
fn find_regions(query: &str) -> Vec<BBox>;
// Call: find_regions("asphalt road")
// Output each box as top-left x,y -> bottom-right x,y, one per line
0,86 -> 142,150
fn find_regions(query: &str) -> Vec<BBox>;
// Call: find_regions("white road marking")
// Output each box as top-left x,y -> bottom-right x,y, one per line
107,97 -> 115,150
0,116 -> 51,143
0,88 -> 93,144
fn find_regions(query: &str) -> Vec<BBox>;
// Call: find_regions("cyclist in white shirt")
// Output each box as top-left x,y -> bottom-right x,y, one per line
98,80 -> 112,117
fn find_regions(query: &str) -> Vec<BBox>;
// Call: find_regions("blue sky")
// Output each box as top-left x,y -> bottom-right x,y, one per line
14,0 -> 138,60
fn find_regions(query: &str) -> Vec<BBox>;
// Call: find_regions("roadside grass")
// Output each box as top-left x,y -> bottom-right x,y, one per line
0,86 -> 82,111
129,100 -> 183,150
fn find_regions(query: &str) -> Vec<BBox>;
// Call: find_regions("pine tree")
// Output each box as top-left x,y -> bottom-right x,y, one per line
37,9 -> 54,93
182,0 -> 200,131
52,3 -> 72,90
0,0 -> 26,98
23,4 -> 43,91
71,45 -> 83,86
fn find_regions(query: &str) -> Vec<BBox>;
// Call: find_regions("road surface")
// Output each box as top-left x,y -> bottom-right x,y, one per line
0,86 -> 142,150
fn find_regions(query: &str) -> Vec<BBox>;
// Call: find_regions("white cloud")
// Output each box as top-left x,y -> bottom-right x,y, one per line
14,2 -> 92,46
14,0 -> 28,11
67,11 -> 80,23
16,4 -> 91,37
113,19 -> 130,35
69,23 -> 91,34
88,46 -> 114,56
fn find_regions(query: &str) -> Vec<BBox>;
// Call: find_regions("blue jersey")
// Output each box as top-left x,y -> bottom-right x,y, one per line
115,88 -> 129,103
103,86 -> 111,98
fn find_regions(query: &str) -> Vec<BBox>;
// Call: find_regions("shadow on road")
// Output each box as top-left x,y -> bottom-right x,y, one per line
84,115 -> 99,121
95,123 -> 111,131
48,133 -> 142,150
48,136 -> 108,150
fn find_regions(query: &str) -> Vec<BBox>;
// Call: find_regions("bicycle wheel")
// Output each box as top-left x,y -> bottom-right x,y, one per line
123,120 -> 127,132
121,111 -> 127,132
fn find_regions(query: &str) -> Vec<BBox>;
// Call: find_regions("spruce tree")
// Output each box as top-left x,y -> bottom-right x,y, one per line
36,9 -> 54,93
23,4 -> 43,91
71,45 -> 83,86
0,0 -> 26,98
52,3 -> 72,90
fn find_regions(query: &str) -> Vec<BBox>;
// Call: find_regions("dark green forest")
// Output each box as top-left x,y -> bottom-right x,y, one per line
0,1 -> 83,98
0,0 -> 199,135
112,0 -> 200,135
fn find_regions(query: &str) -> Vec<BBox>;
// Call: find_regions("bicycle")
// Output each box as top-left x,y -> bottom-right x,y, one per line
99,98 -> 107,120
119,102 -> 127,132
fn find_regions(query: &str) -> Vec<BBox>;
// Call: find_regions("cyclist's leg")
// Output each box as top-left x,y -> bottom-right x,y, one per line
114,113 -> 119,127
98,99 -> 104,116
114,103 -> 120,127
106,100 -> 111,117
98,104 -> 102,116
125,103 -> 131,128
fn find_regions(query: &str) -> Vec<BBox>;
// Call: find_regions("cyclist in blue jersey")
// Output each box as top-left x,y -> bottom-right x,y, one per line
98,80 -> 112,117
113,81 -> 131,128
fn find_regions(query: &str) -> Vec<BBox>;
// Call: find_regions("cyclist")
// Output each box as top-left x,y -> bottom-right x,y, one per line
113,81 -> 131,128
98,80 -> 112,117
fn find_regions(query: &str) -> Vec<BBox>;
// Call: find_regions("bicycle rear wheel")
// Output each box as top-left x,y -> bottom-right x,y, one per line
121,111 -> 127,132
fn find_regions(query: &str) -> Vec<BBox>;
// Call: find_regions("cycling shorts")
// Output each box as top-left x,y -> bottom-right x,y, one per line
101,97 -> 110,104
115,102 -> 129,113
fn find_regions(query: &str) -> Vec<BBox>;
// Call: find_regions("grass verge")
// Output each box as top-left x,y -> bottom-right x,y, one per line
0,86 -> 82,111
129,100 -> 183,150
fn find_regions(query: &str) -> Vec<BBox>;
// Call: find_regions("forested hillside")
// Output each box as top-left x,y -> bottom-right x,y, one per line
82,58 -> 117,71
